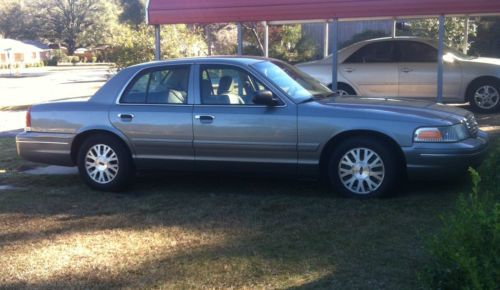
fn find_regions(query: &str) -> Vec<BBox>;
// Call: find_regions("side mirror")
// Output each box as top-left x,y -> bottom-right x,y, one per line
252,90 -> 279,106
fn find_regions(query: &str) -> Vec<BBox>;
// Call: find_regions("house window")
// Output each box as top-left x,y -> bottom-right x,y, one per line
14,53 -> 24,62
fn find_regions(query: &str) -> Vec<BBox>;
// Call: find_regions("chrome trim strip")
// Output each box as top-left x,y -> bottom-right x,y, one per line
17,140 -> 69,145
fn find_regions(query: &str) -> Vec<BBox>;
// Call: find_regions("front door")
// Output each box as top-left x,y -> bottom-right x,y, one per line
192,64 -> 297,174
109,64 -> 195,170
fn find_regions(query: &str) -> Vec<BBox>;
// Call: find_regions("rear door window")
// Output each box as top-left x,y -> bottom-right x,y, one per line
120,65 -> 190,104
345,42 -> 397,63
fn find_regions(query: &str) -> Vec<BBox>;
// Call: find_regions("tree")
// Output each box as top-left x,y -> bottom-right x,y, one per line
39,0 -> 115,54
109,24 -> 207,68
118,0 -> 145,26
469,17 -> 500,58
0,0 -> 42,39
399,17 -> 476,51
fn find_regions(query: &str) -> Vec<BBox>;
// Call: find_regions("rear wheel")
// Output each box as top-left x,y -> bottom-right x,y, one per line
77,134 -> 134,192
468,79 -> 500,113
328,137 -> 399,198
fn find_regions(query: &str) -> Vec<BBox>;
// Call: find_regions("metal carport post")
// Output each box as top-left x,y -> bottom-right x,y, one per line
330,18 -> 339,92
154,25 -> 161,60
437,14 -> 445,103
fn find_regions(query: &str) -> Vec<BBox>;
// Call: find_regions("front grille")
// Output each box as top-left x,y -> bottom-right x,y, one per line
464,113 -> 479,138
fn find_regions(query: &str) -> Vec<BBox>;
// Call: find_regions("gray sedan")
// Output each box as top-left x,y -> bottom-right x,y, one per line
16,57 -> 489,197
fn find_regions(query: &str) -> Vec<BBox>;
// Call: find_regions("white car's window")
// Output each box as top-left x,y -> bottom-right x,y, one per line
345,42 -> 397,63
398,41 -> 437,62
121,66 -> 190,104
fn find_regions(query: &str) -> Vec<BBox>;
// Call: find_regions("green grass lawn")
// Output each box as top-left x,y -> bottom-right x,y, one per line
0,137 -> 490,289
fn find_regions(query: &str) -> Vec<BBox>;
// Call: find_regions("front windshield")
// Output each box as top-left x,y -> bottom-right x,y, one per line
251,60 -> 332,102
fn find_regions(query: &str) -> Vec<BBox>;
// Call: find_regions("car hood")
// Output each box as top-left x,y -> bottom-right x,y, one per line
315,96 -> 470,124
463,57 -> 500,66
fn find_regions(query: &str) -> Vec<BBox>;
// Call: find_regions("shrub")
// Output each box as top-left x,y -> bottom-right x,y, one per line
71,56 -> 80,65
421,142 -> 500,290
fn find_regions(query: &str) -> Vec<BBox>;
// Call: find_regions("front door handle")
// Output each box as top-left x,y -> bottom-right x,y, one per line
401,67 -> 413,73
195,115 -> 215,123
118,113 -> 134,120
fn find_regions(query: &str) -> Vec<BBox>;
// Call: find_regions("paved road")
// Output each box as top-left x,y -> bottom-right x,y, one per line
0,65 -> 110,135
0,65 -> 110,108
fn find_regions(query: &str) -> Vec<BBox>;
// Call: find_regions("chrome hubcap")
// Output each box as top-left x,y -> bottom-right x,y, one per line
474,85 -> 499,109
338,147 -> 385,194
336,89 -> 350,96
85,144 -> 119,184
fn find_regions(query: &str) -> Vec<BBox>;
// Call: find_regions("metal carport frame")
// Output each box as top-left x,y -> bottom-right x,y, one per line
146,0 -> 500,102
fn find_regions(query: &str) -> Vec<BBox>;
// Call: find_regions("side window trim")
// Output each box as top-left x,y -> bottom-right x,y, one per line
117,64 -> 192,105
197,63 -> 286,107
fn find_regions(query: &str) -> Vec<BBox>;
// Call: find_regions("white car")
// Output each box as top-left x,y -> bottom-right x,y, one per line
296,37 -> 500,113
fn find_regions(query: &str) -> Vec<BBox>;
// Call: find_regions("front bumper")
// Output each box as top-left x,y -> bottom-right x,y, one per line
16,131 -> 75,166
403,130 -> 489,180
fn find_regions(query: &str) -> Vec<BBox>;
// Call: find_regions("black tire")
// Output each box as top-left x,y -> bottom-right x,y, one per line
77,134 -> 134,192
328,137 -> 399,198
328,83 -> 357,96
467,79 -> 500,113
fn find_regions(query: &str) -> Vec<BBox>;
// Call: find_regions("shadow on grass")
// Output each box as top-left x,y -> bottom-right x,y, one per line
0,171 -> 468,289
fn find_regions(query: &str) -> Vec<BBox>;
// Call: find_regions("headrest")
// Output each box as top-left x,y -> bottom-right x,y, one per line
217,76 -> 233,95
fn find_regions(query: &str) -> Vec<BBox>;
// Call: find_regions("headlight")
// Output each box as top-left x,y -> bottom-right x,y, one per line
414,124 -> 470,142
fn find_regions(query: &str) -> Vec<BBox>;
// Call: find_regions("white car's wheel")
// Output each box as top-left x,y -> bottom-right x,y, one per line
469,80 -> 500,113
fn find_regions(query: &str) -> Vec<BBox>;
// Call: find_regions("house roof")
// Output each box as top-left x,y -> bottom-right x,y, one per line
146,0 -> 500,25
0,39 -> 48,53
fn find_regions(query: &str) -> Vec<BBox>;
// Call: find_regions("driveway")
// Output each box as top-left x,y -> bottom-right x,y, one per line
0,65 -> 110,136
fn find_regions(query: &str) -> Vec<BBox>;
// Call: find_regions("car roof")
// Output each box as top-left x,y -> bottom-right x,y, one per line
128,56 -> 272,70
344,36 -> 434,49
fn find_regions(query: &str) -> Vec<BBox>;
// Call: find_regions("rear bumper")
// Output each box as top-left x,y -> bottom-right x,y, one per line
16,131 -> 75,166
403,130 -> 489,180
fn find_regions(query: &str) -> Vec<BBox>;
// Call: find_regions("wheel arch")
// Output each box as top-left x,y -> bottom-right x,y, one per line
327,82 -> 358,95
318,129 -> 406,177
70,128 -> 134,165
465,75 -> 500,102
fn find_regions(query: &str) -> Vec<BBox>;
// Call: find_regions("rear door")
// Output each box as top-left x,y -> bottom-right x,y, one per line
192,63 -> 298,174
397,40 -> 461,100
109,64 -> 195,170
340,41 -> 399,97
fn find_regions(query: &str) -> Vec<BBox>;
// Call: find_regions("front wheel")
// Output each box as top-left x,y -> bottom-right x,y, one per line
468,80 -> 500,113
77,134 -> 134,192
328,137 -> 399,198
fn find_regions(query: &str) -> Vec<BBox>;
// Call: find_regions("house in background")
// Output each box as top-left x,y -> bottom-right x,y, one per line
0,38 -> 51,67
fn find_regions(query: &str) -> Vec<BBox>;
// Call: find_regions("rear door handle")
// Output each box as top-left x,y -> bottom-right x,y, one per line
344,67 -> 355,73
195,115 -> 215,123
401,67 -> 413,73
118,113 -> 134,120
